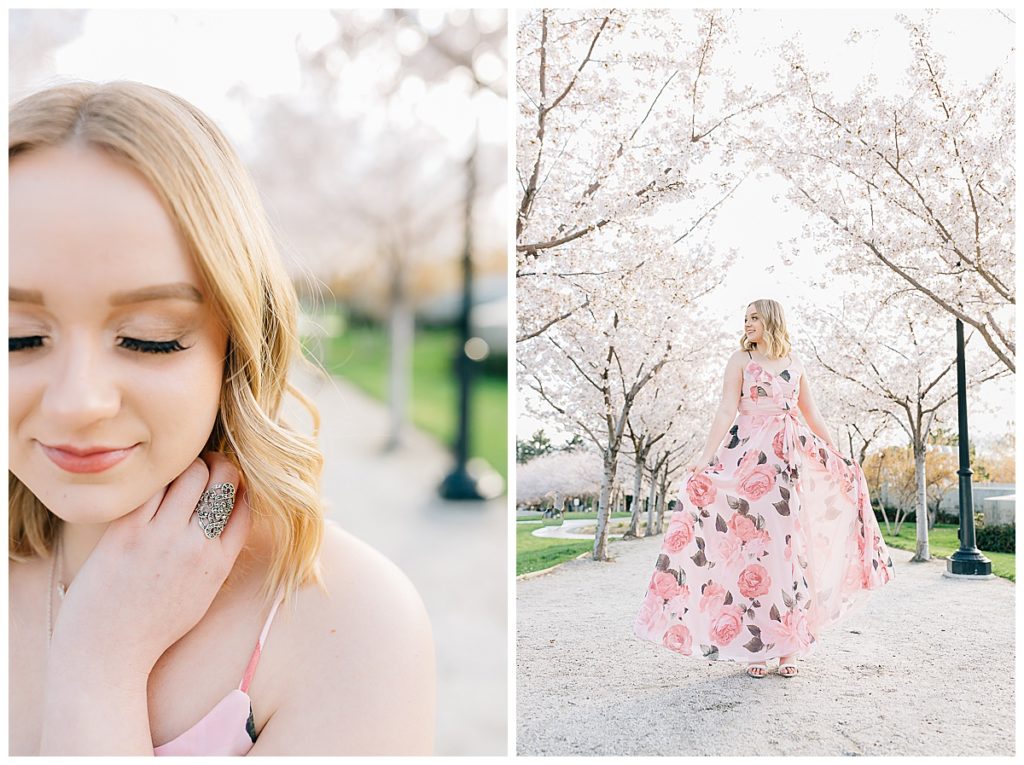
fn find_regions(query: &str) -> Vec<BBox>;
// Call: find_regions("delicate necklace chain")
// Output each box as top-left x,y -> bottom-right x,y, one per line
46,533 -> 67,644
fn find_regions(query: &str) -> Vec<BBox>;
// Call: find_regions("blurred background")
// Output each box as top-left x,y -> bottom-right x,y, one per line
11,8 -> 508,755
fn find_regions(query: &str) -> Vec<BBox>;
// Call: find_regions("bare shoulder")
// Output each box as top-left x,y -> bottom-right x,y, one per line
727,349 -> 750,371
318,520 -> 432,627
252,521 -> 435,755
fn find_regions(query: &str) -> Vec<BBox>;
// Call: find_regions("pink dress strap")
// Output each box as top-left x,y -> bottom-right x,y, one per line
239,587 -> 285,694
153,586 -> 287,756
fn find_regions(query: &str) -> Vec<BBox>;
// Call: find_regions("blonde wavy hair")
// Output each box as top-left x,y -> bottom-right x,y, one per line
739,298 -> 792,360
9,81 -> 325,608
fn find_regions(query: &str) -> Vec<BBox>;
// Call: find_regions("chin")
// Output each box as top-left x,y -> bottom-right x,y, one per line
17,476 -> 162,526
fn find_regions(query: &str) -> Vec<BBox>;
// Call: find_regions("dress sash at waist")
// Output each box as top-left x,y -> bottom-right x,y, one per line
736,399 -> 804,487
737,400 -> 797,416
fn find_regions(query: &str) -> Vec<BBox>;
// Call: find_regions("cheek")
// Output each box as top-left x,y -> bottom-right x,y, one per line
8,372 -> 32,428
141,345 -> 225,459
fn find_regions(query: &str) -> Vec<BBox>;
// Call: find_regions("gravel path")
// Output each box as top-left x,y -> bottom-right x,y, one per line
516,532 -> 1014,756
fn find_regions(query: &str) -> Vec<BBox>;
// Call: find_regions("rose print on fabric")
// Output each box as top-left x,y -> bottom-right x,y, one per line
710,603 -> 746,646
664,511 -> 695,553
663,624 -> 693,655
633,357 -> 895,662
649,570 -> 683,600
727,511 -> 758,542
686,474 -> 716,507
738,464 -> 776,501
737,564 -> 771,598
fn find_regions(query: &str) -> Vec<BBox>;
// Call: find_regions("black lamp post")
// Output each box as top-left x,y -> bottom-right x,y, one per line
945,317 -> 992,577
439,124 -> 494,500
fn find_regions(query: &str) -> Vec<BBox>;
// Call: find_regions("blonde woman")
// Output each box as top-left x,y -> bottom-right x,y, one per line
9,81 -> 435,755
633,299 -> 894,678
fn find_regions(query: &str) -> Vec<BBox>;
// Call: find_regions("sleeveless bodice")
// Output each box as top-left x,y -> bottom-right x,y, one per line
738,359 -> 800,413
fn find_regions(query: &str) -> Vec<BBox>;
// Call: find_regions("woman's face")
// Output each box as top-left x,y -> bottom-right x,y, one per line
9,144 -> 228,524
744,305 -> 764,345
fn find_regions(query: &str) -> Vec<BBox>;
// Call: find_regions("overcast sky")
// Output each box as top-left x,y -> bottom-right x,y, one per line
33,9 -> 507,153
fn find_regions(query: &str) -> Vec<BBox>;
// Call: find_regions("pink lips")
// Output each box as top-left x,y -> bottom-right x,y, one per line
41,443 -> 137,474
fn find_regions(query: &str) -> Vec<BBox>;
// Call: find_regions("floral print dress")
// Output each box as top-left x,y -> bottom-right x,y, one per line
633,355 -> 895,662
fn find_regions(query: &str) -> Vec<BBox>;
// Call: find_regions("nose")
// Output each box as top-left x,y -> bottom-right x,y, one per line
39,337 -> 122,427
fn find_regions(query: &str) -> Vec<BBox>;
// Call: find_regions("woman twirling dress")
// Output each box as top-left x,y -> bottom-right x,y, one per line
633,350 -> 894,664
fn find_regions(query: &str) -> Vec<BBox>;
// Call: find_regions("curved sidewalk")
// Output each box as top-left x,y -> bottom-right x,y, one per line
531,518 -> 624,540
516,532 -> 1014,756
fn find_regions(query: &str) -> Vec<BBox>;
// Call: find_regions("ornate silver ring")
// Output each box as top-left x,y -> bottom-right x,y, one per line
195,482 -> 236,539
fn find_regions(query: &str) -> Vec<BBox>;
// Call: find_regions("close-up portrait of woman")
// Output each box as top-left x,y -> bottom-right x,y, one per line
8,81 -> 435,755
10,7 -> 510,757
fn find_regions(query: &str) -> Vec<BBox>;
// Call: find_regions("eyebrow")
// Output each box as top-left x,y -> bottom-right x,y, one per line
10,283 -> 204,306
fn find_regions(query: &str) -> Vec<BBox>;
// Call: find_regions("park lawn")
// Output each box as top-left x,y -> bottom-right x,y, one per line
881,522 -> 1015,582
320,323 -> 507,483
515,511 -> 636,575
517,519 -> 592,576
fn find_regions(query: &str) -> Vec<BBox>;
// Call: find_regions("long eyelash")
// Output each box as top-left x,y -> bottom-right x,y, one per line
9,336 -> 44,352
118,337 -> 189,354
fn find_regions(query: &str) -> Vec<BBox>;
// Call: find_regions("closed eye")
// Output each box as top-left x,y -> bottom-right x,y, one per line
9,336 -> 189,354
117,337 -> 189,354
9,336 -> 43,352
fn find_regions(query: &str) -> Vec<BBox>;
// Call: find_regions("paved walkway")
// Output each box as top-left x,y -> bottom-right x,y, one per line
286,363 -> 507,756
531,519 -> 623,540
517,532 -> 1014,756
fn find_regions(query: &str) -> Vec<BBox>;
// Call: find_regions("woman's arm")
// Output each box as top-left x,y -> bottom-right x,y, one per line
694,352 -> 744,466
39,454 -> 251,755
40,650 -> 154,754
797,364 -> 838,452
247,524 -> 435,755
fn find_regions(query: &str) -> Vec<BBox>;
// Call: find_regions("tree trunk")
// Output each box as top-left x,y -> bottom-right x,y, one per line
647,471 -> 660,537
386,286 -> 413,451
594,453 -> 618,560
911,446 -> 931,561
646,472 -> 657,536
625,456 -> 644,538
655,460 -> 671,532
876,495 -> 892,535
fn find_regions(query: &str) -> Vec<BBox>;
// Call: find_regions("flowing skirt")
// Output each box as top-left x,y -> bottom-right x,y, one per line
633,406 -> 895,661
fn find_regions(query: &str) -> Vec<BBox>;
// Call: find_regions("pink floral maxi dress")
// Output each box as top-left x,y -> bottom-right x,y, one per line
633,357 -> 895,662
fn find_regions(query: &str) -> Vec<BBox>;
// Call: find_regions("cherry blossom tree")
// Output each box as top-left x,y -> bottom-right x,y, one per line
515,449 -> 603,506
804,291 -> 1008,559
520,257 -> 706,558
242,9 -> 507,447
621,358 -> 706,539
516,8 -> 779,339
762,11 -> 1015,371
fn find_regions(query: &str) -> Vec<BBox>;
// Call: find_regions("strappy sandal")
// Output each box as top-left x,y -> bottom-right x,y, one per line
777,662 -> 799,677
746,662 -> 768,678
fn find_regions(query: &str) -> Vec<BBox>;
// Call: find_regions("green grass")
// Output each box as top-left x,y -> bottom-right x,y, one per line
515,511 -> 637,575
517,515 -> 1017,583
516,519 -> 592,576
317,322 -> 507,484
880,522 -> 1015,582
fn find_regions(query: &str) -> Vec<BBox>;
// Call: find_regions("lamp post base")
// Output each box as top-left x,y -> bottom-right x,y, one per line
439,460 -> 504,501
945,550 -> 993,577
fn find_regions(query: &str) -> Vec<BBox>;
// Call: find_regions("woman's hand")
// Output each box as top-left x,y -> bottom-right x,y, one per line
49,451 -> 252,678
684,457 -> 711,477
